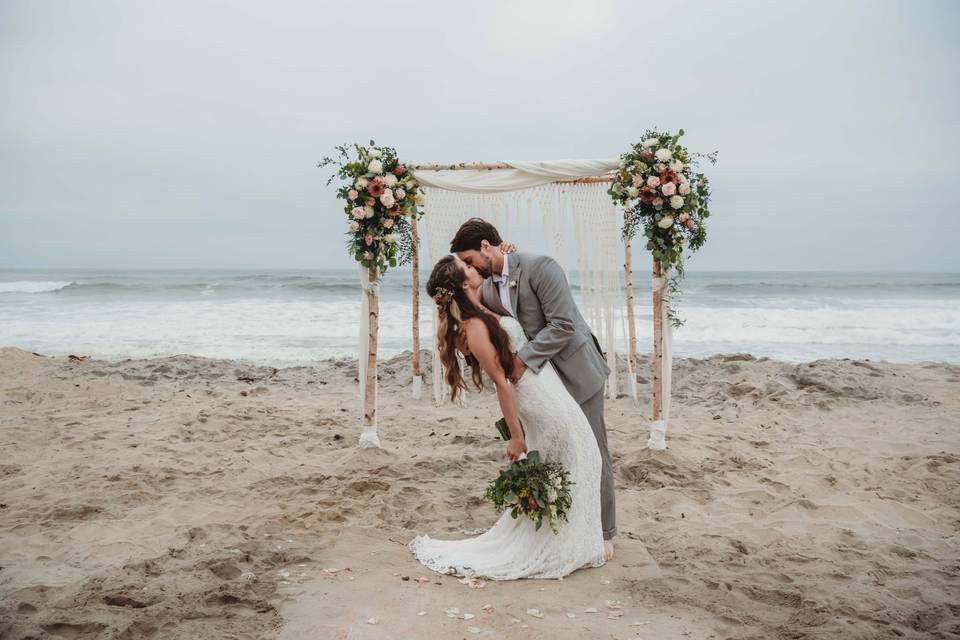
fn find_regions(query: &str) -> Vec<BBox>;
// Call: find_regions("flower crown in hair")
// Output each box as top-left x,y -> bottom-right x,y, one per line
432,286 -> 454,303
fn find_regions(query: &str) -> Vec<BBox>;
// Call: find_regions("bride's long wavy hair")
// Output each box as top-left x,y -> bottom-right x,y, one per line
426,255 -> 515,402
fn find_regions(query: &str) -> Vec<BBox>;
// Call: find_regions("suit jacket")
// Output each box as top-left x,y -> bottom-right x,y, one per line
482,252 -> 610,404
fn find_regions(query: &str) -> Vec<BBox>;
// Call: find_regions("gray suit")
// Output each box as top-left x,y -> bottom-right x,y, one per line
482,252 -> 617,540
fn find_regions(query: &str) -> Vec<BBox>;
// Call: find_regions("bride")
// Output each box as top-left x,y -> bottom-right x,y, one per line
409,255 -> 605,580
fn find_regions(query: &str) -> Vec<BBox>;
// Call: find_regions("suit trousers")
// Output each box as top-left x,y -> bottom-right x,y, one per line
579,386 -> 616,540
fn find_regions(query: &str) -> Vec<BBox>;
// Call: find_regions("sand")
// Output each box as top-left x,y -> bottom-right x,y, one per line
0,346 -> 958,639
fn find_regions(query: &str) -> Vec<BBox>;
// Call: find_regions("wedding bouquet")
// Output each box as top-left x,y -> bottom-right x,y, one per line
483,450 -> 574,535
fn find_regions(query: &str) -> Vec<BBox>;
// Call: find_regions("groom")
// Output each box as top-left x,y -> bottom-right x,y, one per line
451,218 -> 616,557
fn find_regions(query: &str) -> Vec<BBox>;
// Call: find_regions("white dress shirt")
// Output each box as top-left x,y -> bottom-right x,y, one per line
491,256 -> 514,317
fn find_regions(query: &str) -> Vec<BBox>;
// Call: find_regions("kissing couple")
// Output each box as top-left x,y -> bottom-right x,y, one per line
409,218 -> 616,580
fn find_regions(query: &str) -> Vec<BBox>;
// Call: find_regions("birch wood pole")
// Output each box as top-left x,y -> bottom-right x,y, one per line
363,268 -> 379,431
623,226 -> 638,374
410,216 -> 421,378
652,259 -> 664,421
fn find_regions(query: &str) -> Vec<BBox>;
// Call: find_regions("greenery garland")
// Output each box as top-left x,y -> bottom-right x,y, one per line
319,141 -> 424,275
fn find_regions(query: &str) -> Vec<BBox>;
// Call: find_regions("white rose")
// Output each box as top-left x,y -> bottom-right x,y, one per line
348,221 -> 360,233
660,182 -> 677,196
364,206 -> 375,218
670,195 -> 684,209
669,160 -> 684,173
380,192 -> 395,208
655,148 -> 672,162
355,178 -> 368,189
642,137 -> 660,148
394,188 -> 406,200
658,215 -> 674,229
384,233 -> 398,244
546,487 -> 558,503
369,149 -> 382,158
367,159 -> 383,174
678,183 -> 691,195
383,173 -> 398,187
679,173 -> 689,184
414,193 -> 425,204
626,186 -> 639,198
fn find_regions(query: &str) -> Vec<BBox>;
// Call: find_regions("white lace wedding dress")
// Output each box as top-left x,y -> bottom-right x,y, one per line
409,316 -> 606,580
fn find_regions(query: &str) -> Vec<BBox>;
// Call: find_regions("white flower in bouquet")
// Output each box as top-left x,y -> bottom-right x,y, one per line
626,186 -> 639,198
414,193 -> 425,204
661,182 -> 677,196
384,173 -> 398,187
369,148 -> 382,158
351,206 -> 365,219
638,162 -> 650,172
642,137 -> 660,148
394,188 -> 406,200
670,195 -> 684,209
654,163 -> 667,172
384,233 -> 398,244
368,159 -> 383,174
655,148 -> 672,162
547,487 -> 558,503
658,215 -> 675,229
380,192 -> 396,208
349,221 -> 360,232
679,173 -> 689,184
670,160 -> 684,173
364,205 -> 375,218
678,182 -> 691,195
646,176 -> 661,187
355,177 -> 368,189
632,174 -> 643,187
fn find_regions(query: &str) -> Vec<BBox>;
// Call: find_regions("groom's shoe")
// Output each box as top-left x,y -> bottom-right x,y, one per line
603,539 -> 615,561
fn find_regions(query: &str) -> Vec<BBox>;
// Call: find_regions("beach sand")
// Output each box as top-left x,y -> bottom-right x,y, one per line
0,346 -> 958,639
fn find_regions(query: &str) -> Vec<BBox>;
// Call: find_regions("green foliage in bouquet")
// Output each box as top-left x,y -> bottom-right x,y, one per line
318,141 -> 424,275
483,450 -> 573,535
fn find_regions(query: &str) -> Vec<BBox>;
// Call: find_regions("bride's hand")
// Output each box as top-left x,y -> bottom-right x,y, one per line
507,436 -> 528,463
500,241 -> 518,254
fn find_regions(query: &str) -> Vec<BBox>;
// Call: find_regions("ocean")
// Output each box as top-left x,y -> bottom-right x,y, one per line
1,269 -> 958,366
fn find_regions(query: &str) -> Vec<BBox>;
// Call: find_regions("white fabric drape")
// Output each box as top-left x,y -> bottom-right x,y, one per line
411,159 -> 619,194
646,271 -> 673,450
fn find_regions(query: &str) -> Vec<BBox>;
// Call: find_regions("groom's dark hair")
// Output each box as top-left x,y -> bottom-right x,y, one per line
450,218 -> 502,252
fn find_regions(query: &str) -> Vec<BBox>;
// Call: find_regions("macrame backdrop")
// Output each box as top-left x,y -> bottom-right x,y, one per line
417,182 -> 624,406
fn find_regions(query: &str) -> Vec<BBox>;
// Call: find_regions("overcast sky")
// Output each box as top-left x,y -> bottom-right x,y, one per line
1,0 -> 957,271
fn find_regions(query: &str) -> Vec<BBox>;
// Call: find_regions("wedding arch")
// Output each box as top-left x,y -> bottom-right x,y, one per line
321,136 -> 713,454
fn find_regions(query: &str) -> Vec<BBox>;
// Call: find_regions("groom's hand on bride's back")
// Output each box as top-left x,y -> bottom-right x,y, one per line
500,241 -> 518,254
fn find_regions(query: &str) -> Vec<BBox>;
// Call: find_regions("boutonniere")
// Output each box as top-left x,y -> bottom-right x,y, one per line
509,280 -> 518,289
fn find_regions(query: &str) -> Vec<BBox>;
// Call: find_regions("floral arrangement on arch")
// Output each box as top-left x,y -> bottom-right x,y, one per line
609,129 -> 715,276
319,141 -> 424,275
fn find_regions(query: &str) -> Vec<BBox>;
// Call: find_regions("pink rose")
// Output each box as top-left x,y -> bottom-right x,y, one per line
380,192 -> 395,208
678,212 -> 690,223
678,183 -> 691,195
347,189 -> 358,201
653,197 -> 664,207
646,176 -> 661,188
364,234 -> 374,246
393,165 -> 407,176
383,218 -> 394,229
661,182 -> 676,196
684,219 -> 697,230
351,207 -> 365,219
394,188 -> 406,200
348,221 -> 360,232
640,149 -> 653,161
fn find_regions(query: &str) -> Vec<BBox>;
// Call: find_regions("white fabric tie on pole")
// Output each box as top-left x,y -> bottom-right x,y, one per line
411,159 -> 619,193
647,272 -> 673,450
357,266 -> 381,449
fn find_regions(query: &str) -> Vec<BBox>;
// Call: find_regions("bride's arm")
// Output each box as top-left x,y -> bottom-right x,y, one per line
463,319 -> 528,462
